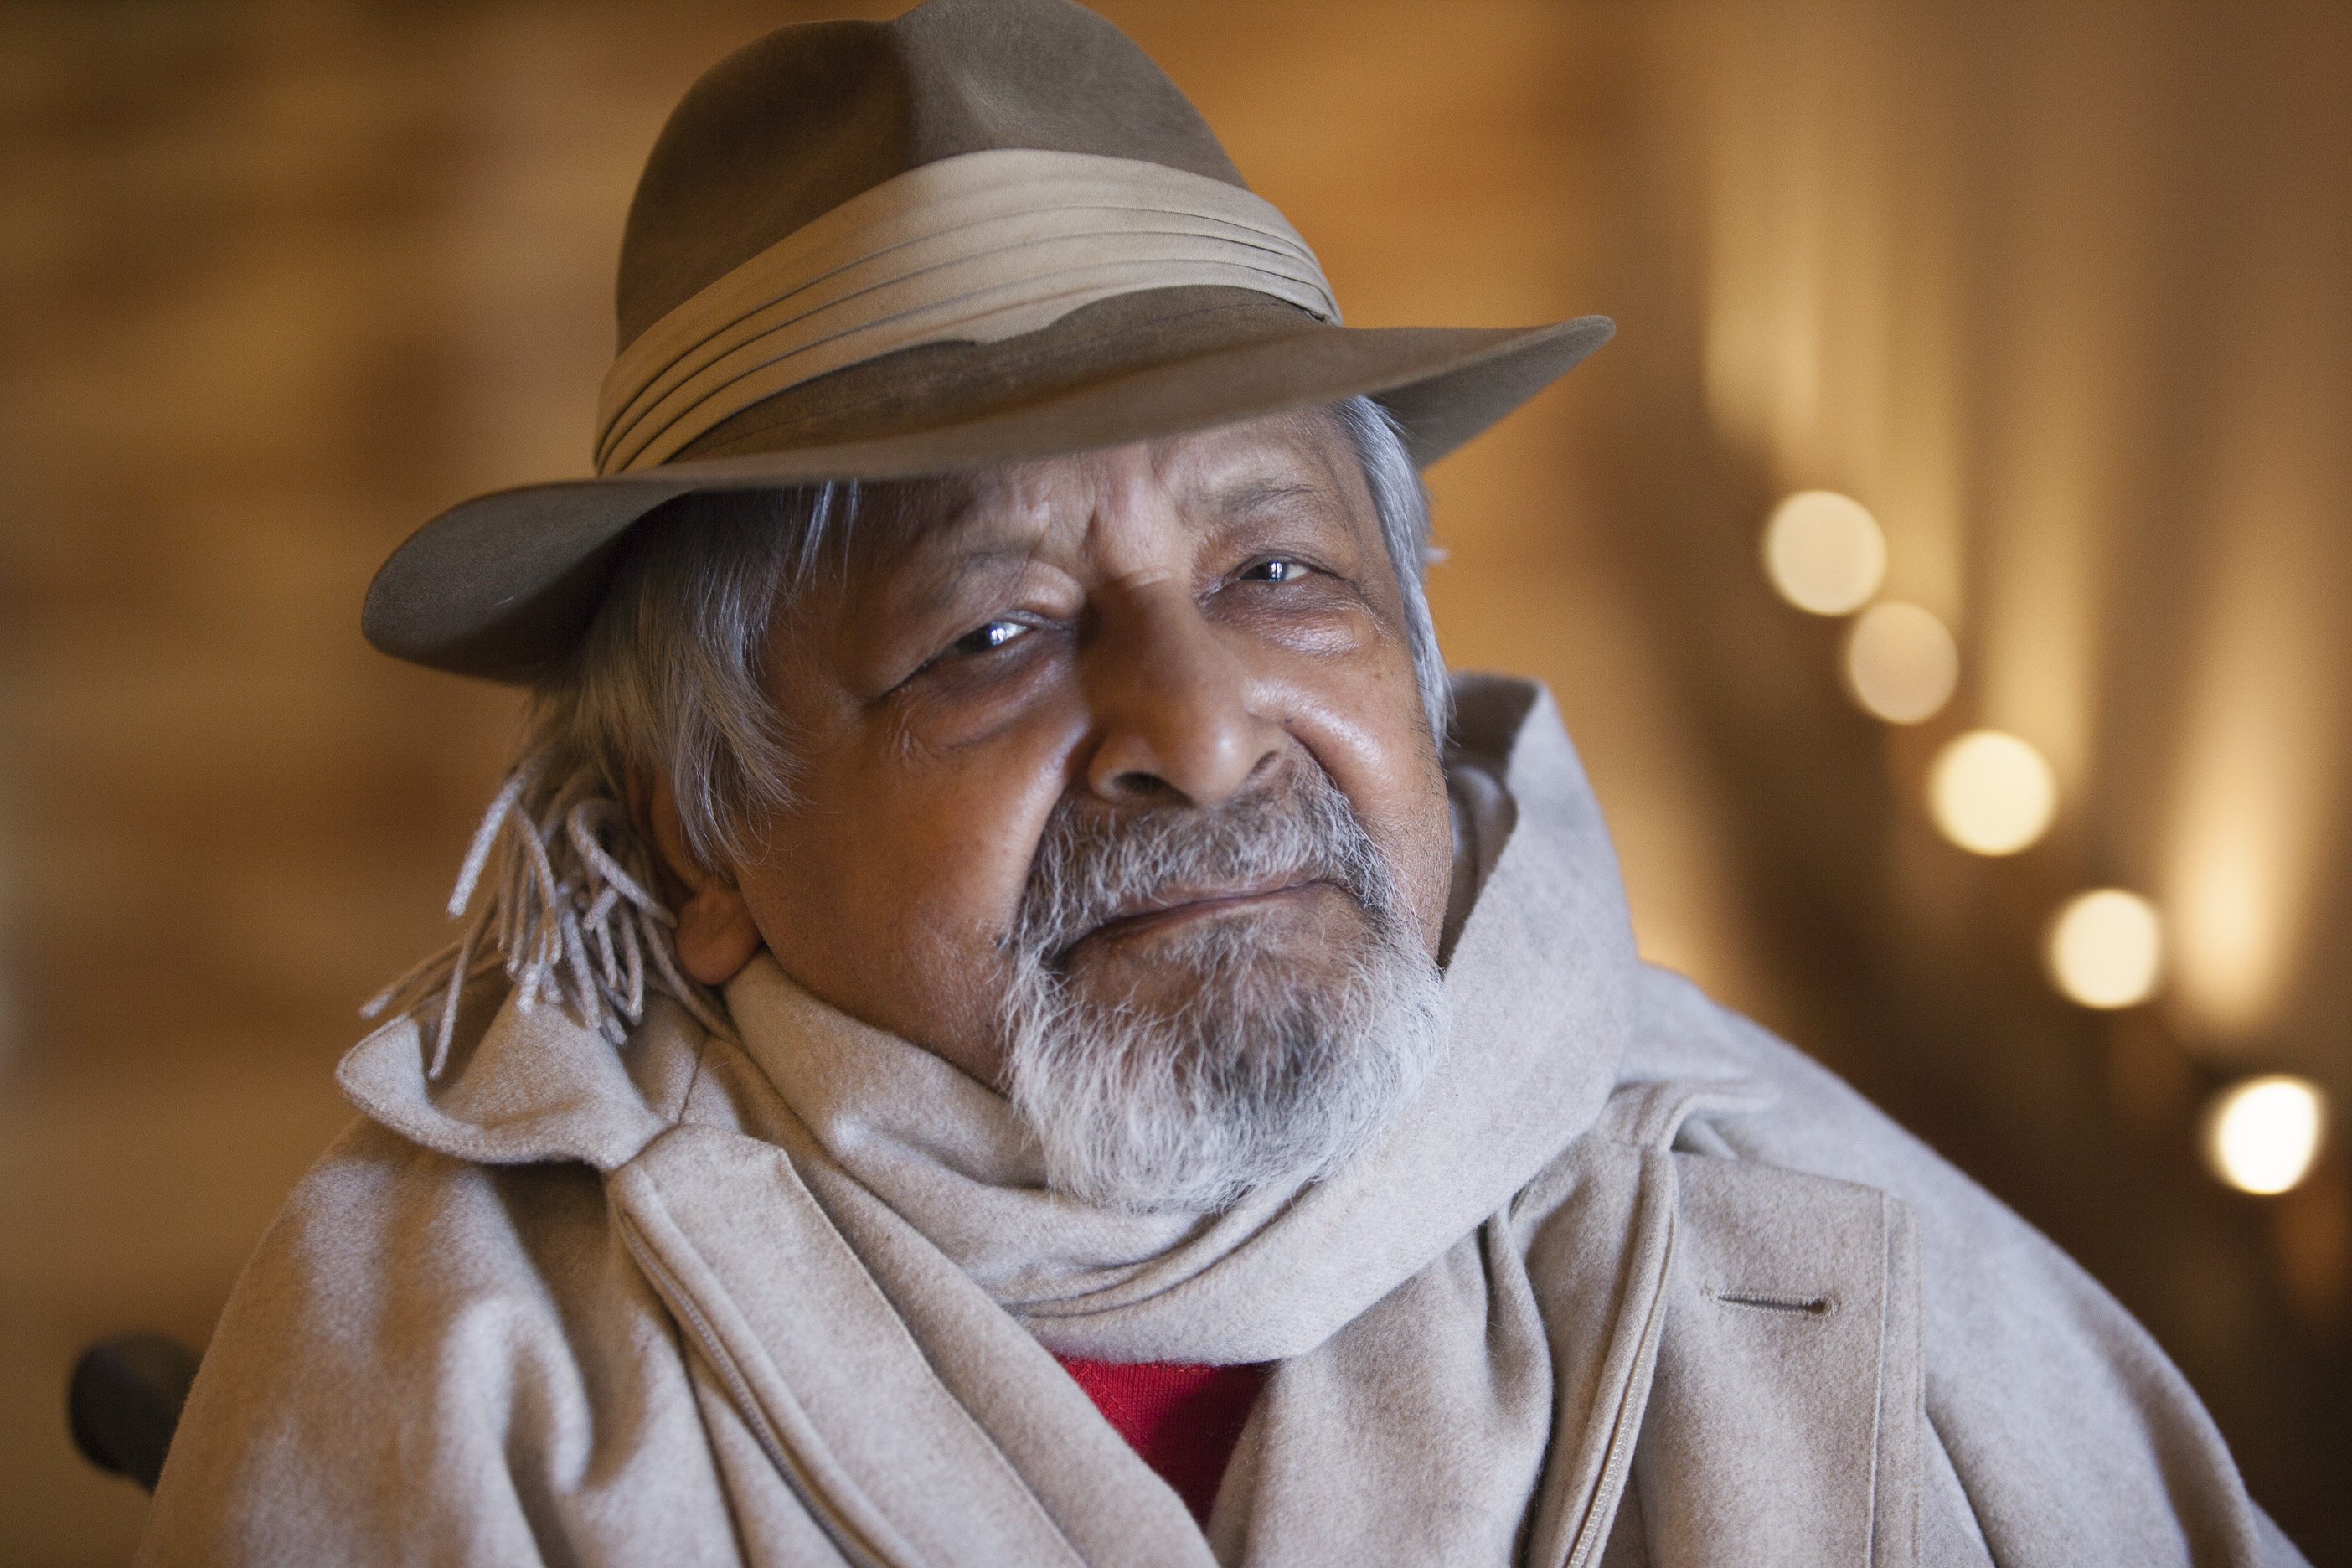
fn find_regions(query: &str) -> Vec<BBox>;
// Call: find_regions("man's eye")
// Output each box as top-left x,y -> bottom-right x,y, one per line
950,618 -> 1030,656
1240,558 -> 1309,584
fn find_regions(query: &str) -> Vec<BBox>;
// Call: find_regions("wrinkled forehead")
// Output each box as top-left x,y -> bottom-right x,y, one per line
829,406 -> 1371,585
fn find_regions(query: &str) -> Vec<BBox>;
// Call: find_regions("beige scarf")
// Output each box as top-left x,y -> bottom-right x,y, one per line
343,678 -> 1920,1566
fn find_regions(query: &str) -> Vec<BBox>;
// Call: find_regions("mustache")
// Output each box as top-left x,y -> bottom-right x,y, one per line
1008,765 -> 1397,967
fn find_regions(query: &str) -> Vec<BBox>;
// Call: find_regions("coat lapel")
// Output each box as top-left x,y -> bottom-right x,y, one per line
1630,1154 -> 1923,1568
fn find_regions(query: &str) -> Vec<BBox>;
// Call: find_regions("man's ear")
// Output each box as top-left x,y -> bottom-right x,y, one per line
633,772 -> 765,988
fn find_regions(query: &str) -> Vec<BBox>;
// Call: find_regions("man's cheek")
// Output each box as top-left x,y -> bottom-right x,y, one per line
883,805 -> 1048,952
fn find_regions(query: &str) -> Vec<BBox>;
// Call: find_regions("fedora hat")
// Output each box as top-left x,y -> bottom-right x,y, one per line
363,0 -> 1614,681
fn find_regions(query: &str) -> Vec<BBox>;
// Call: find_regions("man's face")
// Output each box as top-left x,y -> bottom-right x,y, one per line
697,410 -> 1456,1196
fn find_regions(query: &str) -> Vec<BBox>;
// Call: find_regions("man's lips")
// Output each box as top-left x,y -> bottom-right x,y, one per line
1066,877 -> 1332,952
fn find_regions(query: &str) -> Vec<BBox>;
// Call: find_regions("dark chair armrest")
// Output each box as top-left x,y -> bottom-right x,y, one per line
68,1334 -> 202,1493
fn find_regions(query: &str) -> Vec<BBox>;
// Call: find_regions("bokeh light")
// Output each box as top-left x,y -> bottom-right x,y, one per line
1762,491 -> 1886,615
1844,601 -> 1959,723
2204,1075 -> 2328,1195
1927,730 -> 2057,855
2046,889 -> 2164,1008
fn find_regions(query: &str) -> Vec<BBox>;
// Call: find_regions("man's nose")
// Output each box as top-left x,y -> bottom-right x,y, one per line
1082,575 -> 1286,807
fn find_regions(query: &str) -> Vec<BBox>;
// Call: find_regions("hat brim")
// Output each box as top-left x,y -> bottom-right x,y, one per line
363,309 -> 1613,682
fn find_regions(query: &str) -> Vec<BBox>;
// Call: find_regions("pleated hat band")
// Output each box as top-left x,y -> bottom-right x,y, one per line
593,148 -> 1342,474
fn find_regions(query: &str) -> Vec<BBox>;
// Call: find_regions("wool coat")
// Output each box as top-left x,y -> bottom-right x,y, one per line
137,678 -> 2308,1567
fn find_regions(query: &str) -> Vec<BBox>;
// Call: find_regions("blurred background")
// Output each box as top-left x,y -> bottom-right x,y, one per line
3,0 -> 2346,1560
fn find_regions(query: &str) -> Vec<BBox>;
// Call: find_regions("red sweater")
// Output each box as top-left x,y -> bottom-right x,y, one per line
1054,1356 -> 1268,1525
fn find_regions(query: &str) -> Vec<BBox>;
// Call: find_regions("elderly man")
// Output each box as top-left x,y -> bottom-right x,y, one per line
141,2 -> 2304,1565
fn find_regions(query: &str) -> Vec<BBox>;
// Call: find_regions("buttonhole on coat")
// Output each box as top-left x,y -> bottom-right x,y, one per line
1710,1288 -> 1834,1316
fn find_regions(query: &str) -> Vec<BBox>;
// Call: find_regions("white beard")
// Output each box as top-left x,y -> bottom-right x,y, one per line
998,765 -> 1449,1214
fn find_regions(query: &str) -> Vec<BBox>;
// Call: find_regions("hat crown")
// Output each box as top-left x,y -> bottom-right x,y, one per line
617,0 -> 1246,352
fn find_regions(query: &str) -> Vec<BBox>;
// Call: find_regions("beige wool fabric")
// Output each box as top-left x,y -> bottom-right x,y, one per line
139,678 -> 2305,1566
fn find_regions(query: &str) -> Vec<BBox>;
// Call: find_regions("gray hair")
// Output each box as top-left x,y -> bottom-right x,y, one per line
369,397 -> 1446,1064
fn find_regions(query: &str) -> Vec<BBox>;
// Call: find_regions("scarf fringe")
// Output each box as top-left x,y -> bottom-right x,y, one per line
364,758 -> 734,1076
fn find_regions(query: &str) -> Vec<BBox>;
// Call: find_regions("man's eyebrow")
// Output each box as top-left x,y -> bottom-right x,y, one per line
936,545 -> 1045,601
881,472 -> 1340,610
876,488 -> 1050,607
1207,477 -> 1330,515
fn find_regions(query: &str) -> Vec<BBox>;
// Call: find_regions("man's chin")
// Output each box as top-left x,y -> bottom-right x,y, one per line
1000,910 -> 1450,1214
